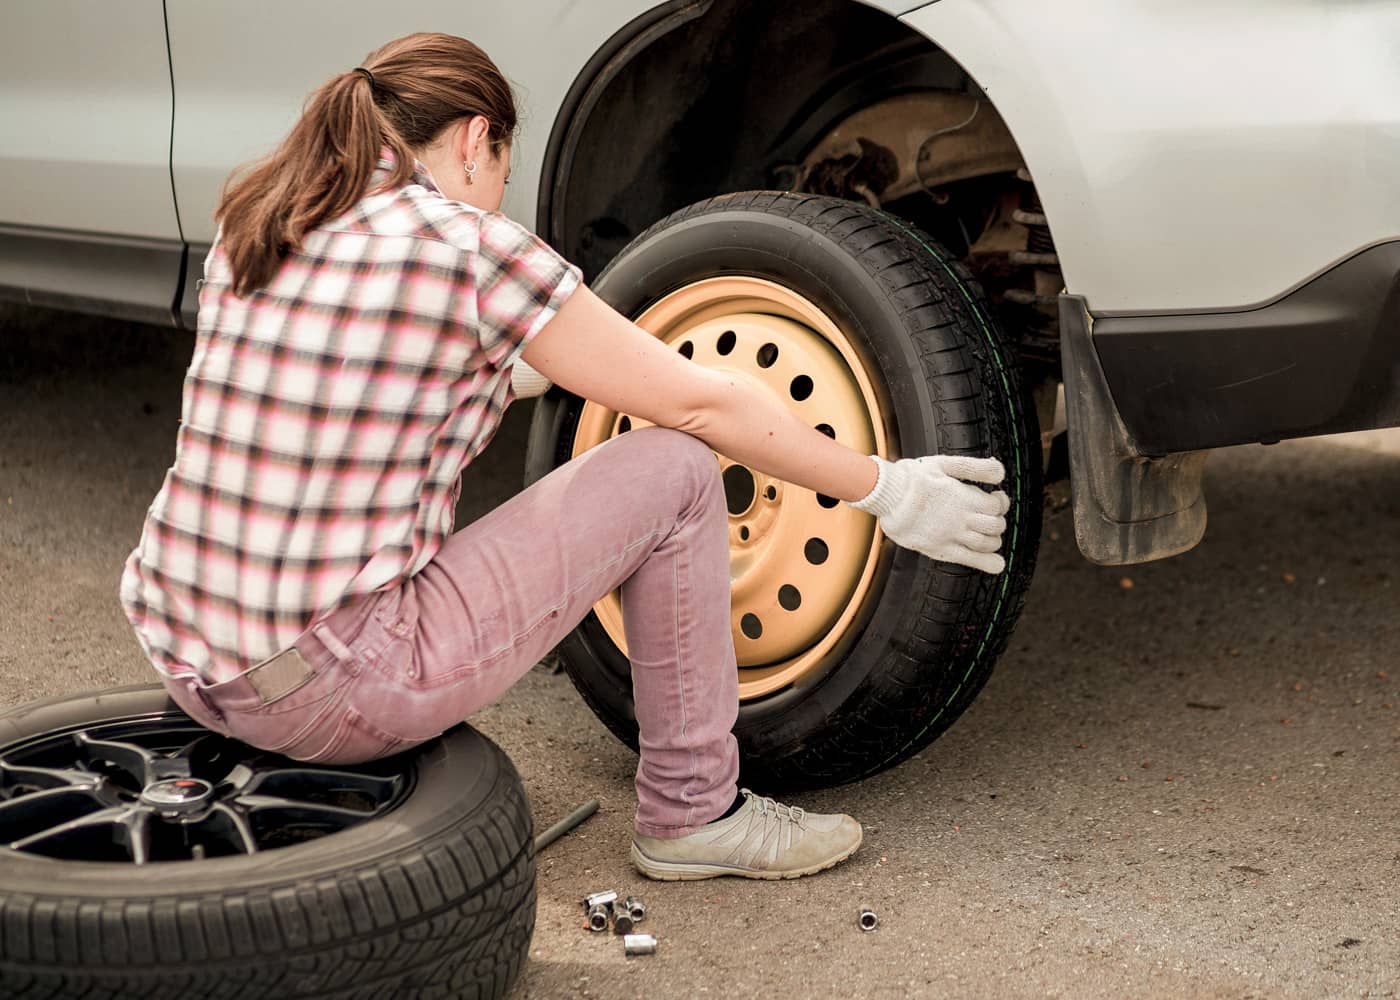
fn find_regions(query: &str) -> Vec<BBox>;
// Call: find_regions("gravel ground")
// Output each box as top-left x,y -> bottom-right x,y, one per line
1,309 -> 1396,999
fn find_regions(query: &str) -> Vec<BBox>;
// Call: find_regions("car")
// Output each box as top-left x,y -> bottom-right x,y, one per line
4,0 -> 1398,819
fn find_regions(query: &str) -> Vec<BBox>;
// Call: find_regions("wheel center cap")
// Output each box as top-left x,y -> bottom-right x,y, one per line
140,777 -> 215,813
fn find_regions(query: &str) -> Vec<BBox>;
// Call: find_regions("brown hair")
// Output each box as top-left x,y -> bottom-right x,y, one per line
215,32 -> 517,296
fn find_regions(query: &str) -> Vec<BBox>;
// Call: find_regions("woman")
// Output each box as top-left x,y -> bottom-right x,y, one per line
121,32 -> 1009,881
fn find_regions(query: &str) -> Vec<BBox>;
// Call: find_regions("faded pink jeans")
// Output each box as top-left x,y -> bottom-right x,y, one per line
161,426 -> 741,838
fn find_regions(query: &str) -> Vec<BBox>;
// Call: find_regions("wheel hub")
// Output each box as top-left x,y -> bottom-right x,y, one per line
572,277 -> 891,700
140,776 -> 214,814
0,717 -> 412,864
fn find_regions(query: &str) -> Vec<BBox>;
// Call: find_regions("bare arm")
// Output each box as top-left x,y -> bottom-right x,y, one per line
520,285 -> 878,502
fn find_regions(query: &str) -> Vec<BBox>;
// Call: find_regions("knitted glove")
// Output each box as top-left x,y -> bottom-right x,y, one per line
847,454 -> 1011,574
509,358 -> 552,398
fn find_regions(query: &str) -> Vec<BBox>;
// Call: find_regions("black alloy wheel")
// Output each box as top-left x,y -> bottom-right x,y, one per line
0,685 -> 534,1000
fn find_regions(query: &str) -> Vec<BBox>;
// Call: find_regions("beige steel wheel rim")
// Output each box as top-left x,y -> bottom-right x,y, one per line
571,277 -> 891,700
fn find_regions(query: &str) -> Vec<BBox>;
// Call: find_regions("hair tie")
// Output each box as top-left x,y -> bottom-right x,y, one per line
352,66 -> 377,89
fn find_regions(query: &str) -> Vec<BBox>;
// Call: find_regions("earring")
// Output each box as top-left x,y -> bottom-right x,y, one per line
463,160 -> 477,185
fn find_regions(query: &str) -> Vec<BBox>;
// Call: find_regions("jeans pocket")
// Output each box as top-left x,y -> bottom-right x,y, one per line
297,708 -> 415,765
240,677 -> 353,755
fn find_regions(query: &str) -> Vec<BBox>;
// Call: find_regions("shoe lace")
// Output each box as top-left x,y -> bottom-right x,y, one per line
742,788 -> 806,827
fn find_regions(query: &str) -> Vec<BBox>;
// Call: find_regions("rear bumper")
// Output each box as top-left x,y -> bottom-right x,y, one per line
1089,241 -> 1400,455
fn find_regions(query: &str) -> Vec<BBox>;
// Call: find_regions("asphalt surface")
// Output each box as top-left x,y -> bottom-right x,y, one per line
1,307 -> 1397,999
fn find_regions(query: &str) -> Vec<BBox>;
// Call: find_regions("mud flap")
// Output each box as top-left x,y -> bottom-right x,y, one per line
1058,295 -> 1208,565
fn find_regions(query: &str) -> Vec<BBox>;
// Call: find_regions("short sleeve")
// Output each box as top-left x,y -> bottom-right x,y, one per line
471,212 -> 582,371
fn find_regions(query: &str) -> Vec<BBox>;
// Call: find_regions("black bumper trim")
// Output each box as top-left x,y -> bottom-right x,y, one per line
1090,241 -> 1400,454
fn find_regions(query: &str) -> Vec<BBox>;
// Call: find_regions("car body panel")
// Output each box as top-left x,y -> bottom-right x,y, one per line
0,0 -> 181,241
903,0 -> 1400,313
164,0 -> 924,244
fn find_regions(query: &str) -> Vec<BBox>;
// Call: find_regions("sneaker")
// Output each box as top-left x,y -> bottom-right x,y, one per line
631,788 -> 863,880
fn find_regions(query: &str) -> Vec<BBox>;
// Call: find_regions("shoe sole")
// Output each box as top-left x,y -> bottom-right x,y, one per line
630,828 -> 863,881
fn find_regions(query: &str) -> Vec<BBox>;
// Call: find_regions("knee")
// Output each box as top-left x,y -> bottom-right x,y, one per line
628,426 -> 722,498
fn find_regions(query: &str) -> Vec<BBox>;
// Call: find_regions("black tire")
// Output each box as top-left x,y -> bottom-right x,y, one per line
0,685 -> 534,1000
526,192 -> 1042,791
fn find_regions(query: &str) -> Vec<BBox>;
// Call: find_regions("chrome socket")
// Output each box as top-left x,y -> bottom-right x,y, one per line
623,933 -> 658,956
622,895 -> 646,923
582,889 -> 618,911
587,902 -> 611,932
858,906 -> 879,932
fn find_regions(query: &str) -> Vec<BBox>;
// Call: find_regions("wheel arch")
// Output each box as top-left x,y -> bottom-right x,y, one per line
896,2 -> 1090,299
535,0 -> 1067,284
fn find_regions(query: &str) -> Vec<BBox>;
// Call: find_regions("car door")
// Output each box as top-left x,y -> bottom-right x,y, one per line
0,0 -> 183,323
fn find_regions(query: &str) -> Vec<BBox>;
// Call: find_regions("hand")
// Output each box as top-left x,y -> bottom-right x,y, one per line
510,357 -> 552,398
846,454 -> 1010,574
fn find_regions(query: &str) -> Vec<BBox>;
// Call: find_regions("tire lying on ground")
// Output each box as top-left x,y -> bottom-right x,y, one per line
0,684 -> 533,1000
527,191 -> 1042,791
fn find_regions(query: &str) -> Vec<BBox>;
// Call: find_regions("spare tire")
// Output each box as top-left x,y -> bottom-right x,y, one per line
0,685 -> 533,999
527,192 -> 1042,791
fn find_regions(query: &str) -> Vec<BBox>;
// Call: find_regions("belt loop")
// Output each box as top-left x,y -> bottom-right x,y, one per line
191,679 -> 228,729
312,622 -> 360,675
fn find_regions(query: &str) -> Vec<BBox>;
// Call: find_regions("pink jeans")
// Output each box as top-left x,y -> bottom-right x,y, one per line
161,426 -> 740,838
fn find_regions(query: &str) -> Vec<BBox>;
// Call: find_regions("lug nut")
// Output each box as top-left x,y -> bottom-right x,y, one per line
858,907 -> 879,932
613,909 -> 635,934
623,933 -> 658,956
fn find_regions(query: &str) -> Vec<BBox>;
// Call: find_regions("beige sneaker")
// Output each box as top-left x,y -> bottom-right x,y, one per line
631,788 -> 863,880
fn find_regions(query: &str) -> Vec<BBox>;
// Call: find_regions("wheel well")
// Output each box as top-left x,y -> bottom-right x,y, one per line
543,1 -> 955,270
542,0 -> 1065,388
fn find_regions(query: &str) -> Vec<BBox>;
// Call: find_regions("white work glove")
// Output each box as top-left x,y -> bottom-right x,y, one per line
509,357 -> 552,398
846,453 -> 1011,574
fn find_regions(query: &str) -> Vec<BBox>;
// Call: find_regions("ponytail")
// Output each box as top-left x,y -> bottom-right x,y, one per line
214,33 -> 518,297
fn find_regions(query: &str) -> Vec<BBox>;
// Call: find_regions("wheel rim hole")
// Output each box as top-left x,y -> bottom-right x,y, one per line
722,464 -> 757,516
764,485 -> 777,501
817,493 -> 838,509
789,375 -> 814,401
815,423 -> 835,439
804,538 -> 829,565
678,340 -> 694,359
740,613 -> 763,639
756,343 -> 779,368
739,525 -> 750,541
716,330 -> 737,356
619,415 -> 632,434
778,585 -> 802,611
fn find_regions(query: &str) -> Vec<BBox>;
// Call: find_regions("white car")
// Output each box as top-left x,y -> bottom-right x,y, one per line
3,0 -> 1398,833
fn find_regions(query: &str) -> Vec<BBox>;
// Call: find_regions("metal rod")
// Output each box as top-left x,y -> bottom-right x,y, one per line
534,799 -> 600,852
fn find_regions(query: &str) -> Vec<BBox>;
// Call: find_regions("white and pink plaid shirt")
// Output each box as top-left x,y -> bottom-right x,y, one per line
121,156 -> 581,683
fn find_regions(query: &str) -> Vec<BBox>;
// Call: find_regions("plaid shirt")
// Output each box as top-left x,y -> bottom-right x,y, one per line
121,156 -> 581,683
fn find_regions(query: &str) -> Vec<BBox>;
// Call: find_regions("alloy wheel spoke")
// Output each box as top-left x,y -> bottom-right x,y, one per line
206,802 -> 259,855
73,732 -> 161,786
232,792 -> 374,822
0,785 -> 109,844
118,808 -> 152,865
243,766 -> 400,802
8,804 -> 139,852
0,758 -> 104,794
